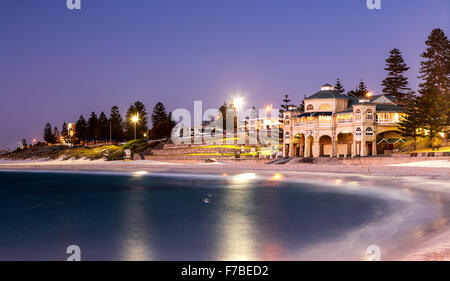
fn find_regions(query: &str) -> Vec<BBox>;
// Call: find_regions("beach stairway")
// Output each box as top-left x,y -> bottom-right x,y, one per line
267,157 -> 293,165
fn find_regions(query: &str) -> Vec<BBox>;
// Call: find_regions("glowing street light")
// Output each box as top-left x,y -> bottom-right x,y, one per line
131,114 -> 139,139
233,97 -> 244,110
366,90 -> 373,98
265,104 -> 273,118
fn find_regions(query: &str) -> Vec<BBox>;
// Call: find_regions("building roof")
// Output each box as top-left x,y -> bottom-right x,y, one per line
296,111 -> 333,117
335,109 -> 354,114
375,104 -> 406,112
377,138 -> 406,145
306,90 -> 348,100
370,95 -> 396,103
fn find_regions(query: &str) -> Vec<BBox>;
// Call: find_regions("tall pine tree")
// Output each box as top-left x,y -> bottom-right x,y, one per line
125,101 -> 149,140
43,123 -> 54,144
53,127 -> 60,144
416,28 -> 449,146
151,102 -> 168,128
87,112 -> 98,142
75,115 -> 88,144
97,112 -> 109,140
109,106 -> 124,142
150,102 -> 172,139
381,48 -> 411,106
61,122 -> 68,139
335,78 -> 345,94
280,94 -> 291,116
347,80 -> 368,98
397,96 -> 423,151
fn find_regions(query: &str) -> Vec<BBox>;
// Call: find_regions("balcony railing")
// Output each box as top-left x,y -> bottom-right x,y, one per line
376,119 -> 398,124
337,119 -> 353,123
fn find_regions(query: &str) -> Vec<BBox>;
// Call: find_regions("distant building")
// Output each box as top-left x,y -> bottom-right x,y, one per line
238,116 -> 282,138
0,149 -> 8,155
283,84 -> 406,157
67,123 -> 75,138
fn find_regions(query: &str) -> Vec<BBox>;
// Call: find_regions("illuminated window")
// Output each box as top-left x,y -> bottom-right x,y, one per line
355,109 -> 361,120
319,104 -> 331,110
337,114 -> 353,123
365,109 -> 373,120
306,104 -> 314,110
319,115 -> 332,125
294,118 -> 305,127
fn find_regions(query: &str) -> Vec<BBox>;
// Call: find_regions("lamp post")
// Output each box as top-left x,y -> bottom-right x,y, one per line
131,114 -> 139,139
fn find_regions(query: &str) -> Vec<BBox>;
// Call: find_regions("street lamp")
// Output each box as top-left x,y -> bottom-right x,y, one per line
131,114 -> 139,139
233,97 -> 244,110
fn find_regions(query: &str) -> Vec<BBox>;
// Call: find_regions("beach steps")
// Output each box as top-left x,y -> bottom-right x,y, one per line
266,157 -> 293,165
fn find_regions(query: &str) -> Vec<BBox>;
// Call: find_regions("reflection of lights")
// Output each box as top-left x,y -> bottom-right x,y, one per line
233,173 -> 256,182
121,189 -> 153,260
271,173 -> 283,181
216,186 -> 257,260
134,171 -> 148,176
335,179 -> 343,184
222,173 -> 228,177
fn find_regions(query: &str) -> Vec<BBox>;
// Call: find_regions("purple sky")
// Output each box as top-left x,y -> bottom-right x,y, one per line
0,0 -> 448,149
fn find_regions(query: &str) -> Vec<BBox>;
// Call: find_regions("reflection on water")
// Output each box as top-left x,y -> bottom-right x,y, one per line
215,183 -> 257,260
0,171 -> 421,261
120,188 -> 153,261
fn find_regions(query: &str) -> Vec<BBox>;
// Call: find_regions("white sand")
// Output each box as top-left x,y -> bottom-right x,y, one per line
387,159 -> 450,168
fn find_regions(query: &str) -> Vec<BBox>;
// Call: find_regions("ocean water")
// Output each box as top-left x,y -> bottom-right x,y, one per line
0,171 -> 392,261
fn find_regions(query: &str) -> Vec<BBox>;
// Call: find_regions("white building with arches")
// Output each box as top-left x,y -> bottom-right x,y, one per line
283,84 -> 406,157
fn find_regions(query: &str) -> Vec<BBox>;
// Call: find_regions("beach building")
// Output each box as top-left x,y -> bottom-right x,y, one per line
283,84 -> 407,157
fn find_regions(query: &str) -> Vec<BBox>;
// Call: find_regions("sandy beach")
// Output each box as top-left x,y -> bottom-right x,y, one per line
1,157 -> 449,261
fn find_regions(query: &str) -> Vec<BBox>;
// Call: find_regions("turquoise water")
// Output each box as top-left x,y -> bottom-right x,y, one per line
0,171 -> 389,261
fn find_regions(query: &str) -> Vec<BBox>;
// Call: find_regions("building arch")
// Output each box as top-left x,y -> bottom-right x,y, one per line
293,133 -> 305,157
365,109 -> 374,120
355,109 -> 362,120
376,126 -> 399,135
376,130 -> 403,155
337,132 -> 353,157
319,135 -> 332,157
365,127 -> 374,136
306,104 -> 314,110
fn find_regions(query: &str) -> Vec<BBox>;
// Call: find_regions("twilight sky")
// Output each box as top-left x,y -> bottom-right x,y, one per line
0,0 -> 448,149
